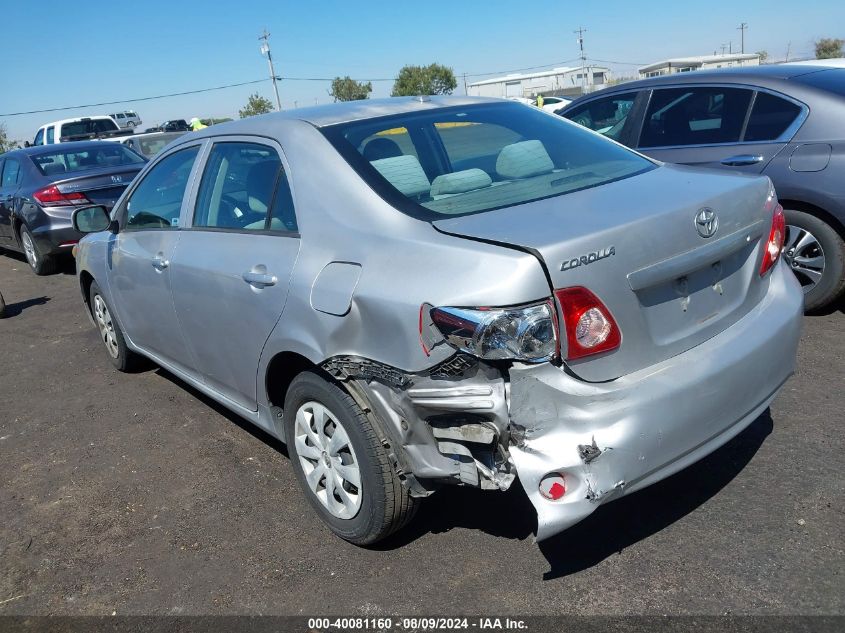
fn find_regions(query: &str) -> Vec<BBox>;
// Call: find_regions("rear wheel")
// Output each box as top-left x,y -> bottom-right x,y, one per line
89,281 -> 143,372
19,225 -> 57,276
284,371 -> 417,545
782,209 -> 845,311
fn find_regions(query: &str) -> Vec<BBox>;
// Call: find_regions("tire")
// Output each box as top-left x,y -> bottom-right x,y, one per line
19,225 -> 57,276
0,292 -> 5,318
88,281 -> 143,372
284,371 -> 417,545
782,209 -> 845,312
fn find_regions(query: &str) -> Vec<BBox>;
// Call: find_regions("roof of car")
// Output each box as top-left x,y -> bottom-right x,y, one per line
579,65 -> 837,95
6,140 -> 123,158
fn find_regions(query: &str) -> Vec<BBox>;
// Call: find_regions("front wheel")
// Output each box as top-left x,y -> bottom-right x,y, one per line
284,371 -> 417,545
89,281 -> 143,372
782,210 -> 845,311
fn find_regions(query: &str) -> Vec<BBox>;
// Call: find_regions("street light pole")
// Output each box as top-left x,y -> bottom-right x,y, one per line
259,29 -> 282,111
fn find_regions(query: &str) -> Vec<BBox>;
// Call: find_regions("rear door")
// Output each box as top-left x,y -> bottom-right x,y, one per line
0,158 -> 23,242
169,138 -> 300,410
636,86 -> 805,173
108,143 -> 203,373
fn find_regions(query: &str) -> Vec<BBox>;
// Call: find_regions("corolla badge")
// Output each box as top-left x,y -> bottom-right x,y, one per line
110,175 -> 123,184
560,246 -> 615,271
695,207 -> 718,238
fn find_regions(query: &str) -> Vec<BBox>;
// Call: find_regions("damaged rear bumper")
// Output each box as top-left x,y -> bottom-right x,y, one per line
508,263 -> 803,541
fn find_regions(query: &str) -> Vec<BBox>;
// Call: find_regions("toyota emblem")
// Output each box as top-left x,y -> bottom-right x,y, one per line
695,208 -> 718,238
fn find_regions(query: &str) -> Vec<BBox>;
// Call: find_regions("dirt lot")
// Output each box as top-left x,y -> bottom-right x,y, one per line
0,251 -> 842,616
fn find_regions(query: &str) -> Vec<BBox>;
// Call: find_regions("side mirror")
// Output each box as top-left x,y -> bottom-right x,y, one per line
72,205 -> 114,234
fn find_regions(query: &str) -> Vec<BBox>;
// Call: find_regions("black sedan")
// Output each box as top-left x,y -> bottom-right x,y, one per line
0,141 -> 146,274
558,65 -> 845,311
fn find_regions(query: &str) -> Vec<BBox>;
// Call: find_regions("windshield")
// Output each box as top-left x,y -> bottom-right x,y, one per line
322,102 -> 654,219
30,145 -> 146,176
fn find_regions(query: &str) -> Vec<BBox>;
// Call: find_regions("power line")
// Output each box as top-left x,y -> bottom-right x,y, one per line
463,58 -> 582,78
0,78 -> 270,117
587,57 -> 649,66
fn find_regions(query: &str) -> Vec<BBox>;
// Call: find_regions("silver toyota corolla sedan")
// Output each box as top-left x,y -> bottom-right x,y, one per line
72,96 -> 803,545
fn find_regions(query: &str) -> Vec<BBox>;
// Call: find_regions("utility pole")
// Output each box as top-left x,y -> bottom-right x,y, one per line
574,27 -> 587,94
785,41 -> 792,62
259,29 -> 282,111
720,43 -> 727,55
737,22 -> 748,54
462,72 -> 468,96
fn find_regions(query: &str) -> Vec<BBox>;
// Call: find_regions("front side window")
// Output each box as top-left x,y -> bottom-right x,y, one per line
743,92 -> 803,141
565,92 -> 637,140
34,129 -> 44,146
1,159 -> 22,187
639,87 -> 753,148
323,102 -> 653,219
193,142 -> 296,232
124,146 -> 199,230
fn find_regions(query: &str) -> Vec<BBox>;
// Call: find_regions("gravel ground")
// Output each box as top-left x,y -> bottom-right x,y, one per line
0,251 -> 842,617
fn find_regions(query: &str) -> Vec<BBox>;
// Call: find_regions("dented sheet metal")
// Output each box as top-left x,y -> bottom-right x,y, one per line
508,268 -> 801,540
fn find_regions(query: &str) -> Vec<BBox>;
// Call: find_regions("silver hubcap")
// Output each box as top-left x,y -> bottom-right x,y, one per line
21,231 -> 38,269
294,401 -> 362,520
93,295 -> 120,359
783,224 -> 825,294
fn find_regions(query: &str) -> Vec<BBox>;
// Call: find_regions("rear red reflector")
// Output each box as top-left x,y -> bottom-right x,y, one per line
554,286 -> 621,360
33,185 -> 90,207
759,203 -> 785,277
539,473 -> 567,500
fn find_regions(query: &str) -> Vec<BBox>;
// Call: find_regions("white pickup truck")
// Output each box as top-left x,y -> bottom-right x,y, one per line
31,116 -> 134,146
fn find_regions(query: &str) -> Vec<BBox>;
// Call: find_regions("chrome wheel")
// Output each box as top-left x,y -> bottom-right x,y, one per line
783,225 -> 825,294
21,230 -> 38,269
93,294 -> 120,359
294,401 -> 362,520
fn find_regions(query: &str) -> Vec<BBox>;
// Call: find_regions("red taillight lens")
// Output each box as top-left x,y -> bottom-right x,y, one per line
554,286 -> 621,360
33,185 -> 90,207
759,203 -> 785,277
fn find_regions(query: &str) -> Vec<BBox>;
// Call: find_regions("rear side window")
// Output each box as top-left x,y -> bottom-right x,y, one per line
193,142 -> 296,232
564,92 -> 637,141
1,159 -> 22,187
60,119 -> 118,138
640,87 -> 753,147
46,126 -> 55,144
124,146 -> 199,230
324,102 -> 653,219
743,92 -> 803,141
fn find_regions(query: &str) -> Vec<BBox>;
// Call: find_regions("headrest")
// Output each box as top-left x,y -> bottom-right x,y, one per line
430,168 -> 492,197
362,137 -> 403,162
41,163 -> 67,176
496,140 -> 554,179
370,155 -> 430,198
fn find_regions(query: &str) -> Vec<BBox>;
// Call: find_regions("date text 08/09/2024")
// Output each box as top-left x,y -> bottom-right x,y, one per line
307,617 -> 528,630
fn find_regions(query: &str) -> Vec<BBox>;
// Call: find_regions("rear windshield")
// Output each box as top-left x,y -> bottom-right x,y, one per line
30,145 -> 145,176
60,119 -> 118,138
322,102 -> 654,219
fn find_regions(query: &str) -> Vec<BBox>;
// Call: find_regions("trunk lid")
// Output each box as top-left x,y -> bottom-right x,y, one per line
433,164 -> 773,382
54,166 -> 142,209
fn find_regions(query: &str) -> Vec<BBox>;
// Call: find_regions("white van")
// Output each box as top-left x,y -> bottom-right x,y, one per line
32,116 -> 131,145
108,110 -> 142,129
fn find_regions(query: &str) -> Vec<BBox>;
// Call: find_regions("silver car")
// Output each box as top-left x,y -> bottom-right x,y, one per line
72,96 -> 803,545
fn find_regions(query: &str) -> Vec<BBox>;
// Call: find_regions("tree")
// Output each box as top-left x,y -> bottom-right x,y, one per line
815,38 -> 844,59
391,63 -> 457,97
756,50 -> 769,64
330,76 -> 373,102
239,93 -> 275,118
0,123 -> 18,154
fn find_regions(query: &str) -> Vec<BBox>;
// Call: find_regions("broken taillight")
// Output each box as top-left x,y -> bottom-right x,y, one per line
759,203 -> 786,277
554,286 -> 621,360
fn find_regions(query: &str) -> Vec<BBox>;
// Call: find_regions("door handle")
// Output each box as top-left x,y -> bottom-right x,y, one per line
151,254 -> 169,271
242,266 -> 277,287
720,154 -> 764,166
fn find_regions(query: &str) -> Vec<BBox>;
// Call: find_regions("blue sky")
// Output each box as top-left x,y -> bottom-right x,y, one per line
1,0 -> 841,141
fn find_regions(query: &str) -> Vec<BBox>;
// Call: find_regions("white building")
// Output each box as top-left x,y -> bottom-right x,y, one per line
638,53 -> 760,78
467,66 -> 612,99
